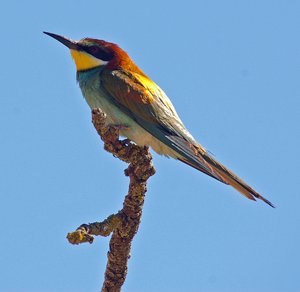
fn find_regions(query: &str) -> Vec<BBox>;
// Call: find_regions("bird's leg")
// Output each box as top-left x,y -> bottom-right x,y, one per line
108,124 -> 131,143
108,124 -> 129,131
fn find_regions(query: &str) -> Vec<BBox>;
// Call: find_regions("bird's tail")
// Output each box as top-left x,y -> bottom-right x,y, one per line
178,143 -> 274,207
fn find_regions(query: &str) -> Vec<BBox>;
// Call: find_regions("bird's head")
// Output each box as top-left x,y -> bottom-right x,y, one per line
44,32 -> 144,74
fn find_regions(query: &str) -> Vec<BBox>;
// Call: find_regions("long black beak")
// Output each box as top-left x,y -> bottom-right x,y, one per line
43,32 -> 79,50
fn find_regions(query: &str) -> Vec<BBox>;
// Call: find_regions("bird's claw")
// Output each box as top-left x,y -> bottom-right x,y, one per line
109,124 -> 129,130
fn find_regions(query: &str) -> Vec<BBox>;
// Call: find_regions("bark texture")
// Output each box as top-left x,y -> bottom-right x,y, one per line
67,108 -> 155,291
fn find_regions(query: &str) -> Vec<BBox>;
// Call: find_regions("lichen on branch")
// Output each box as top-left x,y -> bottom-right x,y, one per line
67,108 -> 155,291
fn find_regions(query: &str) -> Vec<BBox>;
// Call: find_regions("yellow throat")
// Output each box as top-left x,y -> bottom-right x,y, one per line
70,49 -> 108,71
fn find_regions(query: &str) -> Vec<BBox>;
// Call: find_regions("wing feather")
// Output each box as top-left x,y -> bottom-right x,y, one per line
100,69 -> 274,207
101,69 -> 227,181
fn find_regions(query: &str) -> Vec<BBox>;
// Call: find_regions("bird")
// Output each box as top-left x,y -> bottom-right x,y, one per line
44,32 -> 274,208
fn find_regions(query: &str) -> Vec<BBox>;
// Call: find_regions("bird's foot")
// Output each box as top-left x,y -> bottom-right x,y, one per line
108,124 -> 129,131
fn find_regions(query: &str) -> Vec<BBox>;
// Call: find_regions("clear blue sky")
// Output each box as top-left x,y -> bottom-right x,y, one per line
1,1 -> 300,291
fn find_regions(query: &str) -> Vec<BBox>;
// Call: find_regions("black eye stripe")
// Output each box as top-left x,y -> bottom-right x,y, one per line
83,45 -> 113,61
87,46 -> 99,54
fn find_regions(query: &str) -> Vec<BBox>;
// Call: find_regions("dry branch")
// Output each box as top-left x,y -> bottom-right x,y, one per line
67,108 -> 155,291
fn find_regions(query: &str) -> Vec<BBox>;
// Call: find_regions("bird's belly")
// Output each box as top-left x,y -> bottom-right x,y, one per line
121,126 -> 176,157
79,77 -> 176,157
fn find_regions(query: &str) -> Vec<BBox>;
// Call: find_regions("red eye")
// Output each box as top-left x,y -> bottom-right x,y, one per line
89,46 -> 99,54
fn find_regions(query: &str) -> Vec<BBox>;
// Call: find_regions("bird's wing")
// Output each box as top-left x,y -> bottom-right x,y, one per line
100,69 -> 274,207
100,69 -> 226,181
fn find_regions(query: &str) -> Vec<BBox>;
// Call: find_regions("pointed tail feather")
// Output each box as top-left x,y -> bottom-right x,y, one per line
174,138 -> 274,207
163,134 -> 274,207
178,156 -> 227,183
200,151 -> 275,207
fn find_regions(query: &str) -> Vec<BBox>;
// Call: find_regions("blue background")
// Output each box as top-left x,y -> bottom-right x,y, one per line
1,1 -> 300,291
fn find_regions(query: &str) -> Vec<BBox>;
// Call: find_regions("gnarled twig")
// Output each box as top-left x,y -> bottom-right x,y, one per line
67,108 -> 155,291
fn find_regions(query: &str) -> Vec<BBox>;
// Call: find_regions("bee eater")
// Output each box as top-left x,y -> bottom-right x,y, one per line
44,32 -> 274,207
